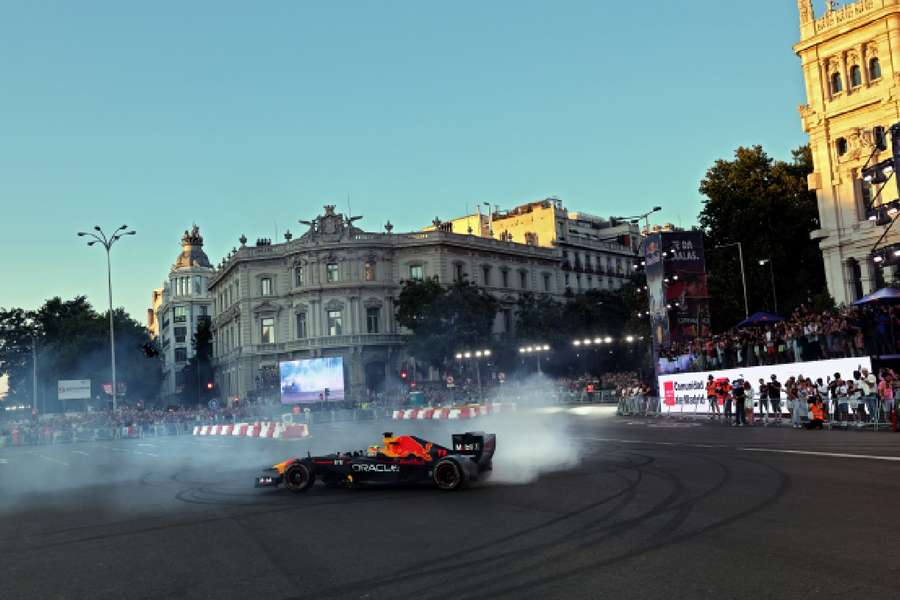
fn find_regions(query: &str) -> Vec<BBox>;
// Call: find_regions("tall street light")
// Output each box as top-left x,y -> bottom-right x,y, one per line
519,344 -> 551,373
759,258 -> 778,314
78,225 -> 136,411
454,349 -> 491,396
613,206 -> 662,234
713,242 -> 749,319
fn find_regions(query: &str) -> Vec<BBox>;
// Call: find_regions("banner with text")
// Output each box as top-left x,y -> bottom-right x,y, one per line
657,356 -> 873,414
58,379 -> 91,400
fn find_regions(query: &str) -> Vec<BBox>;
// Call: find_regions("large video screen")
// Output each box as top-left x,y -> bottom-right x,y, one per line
279,357 -> 345,403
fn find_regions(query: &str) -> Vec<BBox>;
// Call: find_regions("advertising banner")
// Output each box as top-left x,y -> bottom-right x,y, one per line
279,357 -> 345,403
58,379 -> 91,400
657,356 -> 873,414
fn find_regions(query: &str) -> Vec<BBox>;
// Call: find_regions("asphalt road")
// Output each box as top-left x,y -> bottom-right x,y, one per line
1,409 -> 899,600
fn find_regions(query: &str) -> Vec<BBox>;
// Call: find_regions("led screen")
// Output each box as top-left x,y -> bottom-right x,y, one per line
279,357 -> 345,403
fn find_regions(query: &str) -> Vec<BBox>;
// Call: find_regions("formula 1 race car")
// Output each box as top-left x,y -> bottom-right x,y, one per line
255,431 -> 495,492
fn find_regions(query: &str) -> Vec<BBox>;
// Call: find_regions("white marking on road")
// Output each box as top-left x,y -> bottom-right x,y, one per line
740,448 -> 900,462
31,454 -> 70,466
0,458 -> 8,464
582,437 -> 900,462
137,443 -> 157,448
110,448 -> 130,452
71,450 -> 89,456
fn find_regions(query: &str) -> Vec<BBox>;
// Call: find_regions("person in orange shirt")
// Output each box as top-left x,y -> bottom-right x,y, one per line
706,375 -> 720,419
805,396 -> 825,430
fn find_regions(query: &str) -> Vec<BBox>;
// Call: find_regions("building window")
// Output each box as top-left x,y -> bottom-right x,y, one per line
409,264 -> 424,281
831,72 -> 843,94
326,263 -> 339,283
260,317 -> 275,344
543,273 -> 551,292
175,347 -> 187,362
850,65 -> 862,88
836,137 -> 848,156
519,271 -> 527,289
296,313 -> 307,339
870,57 -> 882,80
874,126 -> 887,150
454,262 -> 465,282
199,305 -> 208,316
502,309 -> 512,333
173,306 -> 187,323
364,261 -> 375,281
327,310 -> 342,336
366,307 -> 379,334
295,265 -> 304,287
482,265 -> 491,285
261,277 -> 273,296
501,269 -> 509,287
174,326 -> 186,343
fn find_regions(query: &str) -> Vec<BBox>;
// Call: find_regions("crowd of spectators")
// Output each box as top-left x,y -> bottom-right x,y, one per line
659,304 -> 900,373
700,366 -> 898,430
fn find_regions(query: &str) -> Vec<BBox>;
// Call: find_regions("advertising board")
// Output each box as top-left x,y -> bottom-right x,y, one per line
58,379 -> 92,400
657,356 -> 873,414
279,357 -> 345,403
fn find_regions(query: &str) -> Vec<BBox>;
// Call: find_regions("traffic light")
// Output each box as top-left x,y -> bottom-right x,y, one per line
400,369 -> 408,380
206,382 -> 214,391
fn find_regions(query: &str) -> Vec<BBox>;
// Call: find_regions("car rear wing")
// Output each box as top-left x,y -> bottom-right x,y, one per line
451,431 -> 496,467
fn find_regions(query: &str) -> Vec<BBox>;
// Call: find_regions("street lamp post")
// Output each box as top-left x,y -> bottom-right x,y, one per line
519,344 -> 551,373
759,258 -> 778,314
454,349 -> 491,398
714,242 -> 749,319
78,225 -> 136,412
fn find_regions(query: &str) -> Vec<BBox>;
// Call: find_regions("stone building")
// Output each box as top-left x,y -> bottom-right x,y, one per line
795,0 -> 900,302
151,226 -> 215,398
208,206 -> 562,402
423,198 -> 640,294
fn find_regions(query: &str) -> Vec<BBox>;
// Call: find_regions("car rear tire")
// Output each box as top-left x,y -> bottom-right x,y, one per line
433,458 -> 466,491
284,462 -> 315,493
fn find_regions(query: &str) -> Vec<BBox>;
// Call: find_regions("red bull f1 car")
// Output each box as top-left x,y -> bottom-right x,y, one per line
255,431 -> 495,492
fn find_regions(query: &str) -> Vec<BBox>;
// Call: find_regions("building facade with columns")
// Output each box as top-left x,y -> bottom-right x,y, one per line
795,0 -> 900,303
208,206 -> 563,402
151,226 -> 215,398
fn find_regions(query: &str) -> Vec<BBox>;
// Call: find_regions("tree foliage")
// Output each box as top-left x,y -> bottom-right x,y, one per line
181,316 -> 213,405
698,145 -> 826,329
0,297 -> 162,411
396,279 -> 498,368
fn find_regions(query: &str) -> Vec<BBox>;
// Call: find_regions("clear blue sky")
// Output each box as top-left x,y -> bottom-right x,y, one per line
0,1 -> 812,322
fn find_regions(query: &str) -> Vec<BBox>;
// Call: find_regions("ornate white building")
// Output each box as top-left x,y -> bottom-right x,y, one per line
208,206 -> 562,402
794,0 -> 900,302
152,226 -> 215,398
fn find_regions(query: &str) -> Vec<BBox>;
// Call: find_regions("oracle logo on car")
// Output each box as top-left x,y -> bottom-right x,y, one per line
352,464 -> 399,473
663,381 -> 676,406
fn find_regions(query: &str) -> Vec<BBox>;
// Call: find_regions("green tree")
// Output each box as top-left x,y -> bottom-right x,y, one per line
0,297 -> 161,411
396,279 -> 498,368
699,145 -> 826,329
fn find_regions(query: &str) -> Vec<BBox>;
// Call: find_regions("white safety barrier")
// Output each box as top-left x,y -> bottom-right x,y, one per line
191,421 -> 309,439
392,403 -> 516,420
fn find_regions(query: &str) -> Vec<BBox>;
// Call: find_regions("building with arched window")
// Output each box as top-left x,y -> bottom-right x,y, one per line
795,0 -> 900,303
151,226 -> 214,398
207,206 -> 562,402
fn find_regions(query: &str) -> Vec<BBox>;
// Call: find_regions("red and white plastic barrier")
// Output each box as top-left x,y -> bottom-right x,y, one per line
392,403 -> 516,420
192,421 -> 309,439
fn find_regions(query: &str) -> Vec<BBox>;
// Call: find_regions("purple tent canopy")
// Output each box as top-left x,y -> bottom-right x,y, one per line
852,287 -> 900,305
735,311 -> 785,329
